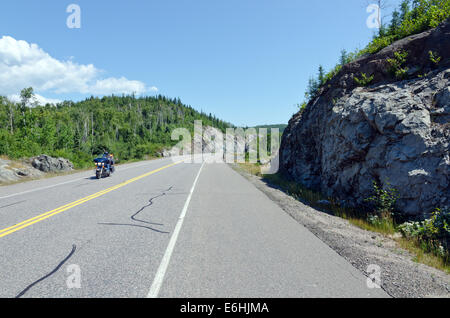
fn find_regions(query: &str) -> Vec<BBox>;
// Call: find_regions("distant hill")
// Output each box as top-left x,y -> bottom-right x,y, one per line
0,94 -> 232,168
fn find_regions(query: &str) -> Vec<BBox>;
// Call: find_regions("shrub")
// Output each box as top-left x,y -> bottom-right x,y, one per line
399,207 -> 450,257
365,181 -> 400,218
361,35 -> 397,55
297,102 -> 307,114
354,73 -> 374,86
428,50 -> 441,65
387,50 -> 409,79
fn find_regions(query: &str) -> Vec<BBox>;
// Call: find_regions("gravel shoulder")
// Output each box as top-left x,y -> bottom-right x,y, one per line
232,165 -> 450,298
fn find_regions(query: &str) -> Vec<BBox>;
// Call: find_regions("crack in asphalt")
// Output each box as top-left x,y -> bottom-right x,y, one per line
97,222 -> 169,234
99,186 -> 174,234
131,186 -> 173,225
0,200 -> 27,210
15,244 -> 76,298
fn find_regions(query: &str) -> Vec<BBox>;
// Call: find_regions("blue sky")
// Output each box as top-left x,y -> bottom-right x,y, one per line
0,0 -> 401,126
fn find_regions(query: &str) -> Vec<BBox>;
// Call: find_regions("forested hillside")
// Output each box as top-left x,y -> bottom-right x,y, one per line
0,91 -> 232,168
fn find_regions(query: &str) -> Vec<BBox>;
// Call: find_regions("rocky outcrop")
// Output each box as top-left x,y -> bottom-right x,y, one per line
280,20 -> 450,218
0,158 -> 43,183
0,155 -> 74,184
31,155 -> 74,172
327,19 -> 450,94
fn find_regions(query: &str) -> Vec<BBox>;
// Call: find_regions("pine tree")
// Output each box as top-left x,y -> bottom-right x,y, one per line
400,0 -> 410,21
389,9 -> 401,35
318,65 -> 325,85
306,77 -> 319,100
340,49 -> 348,66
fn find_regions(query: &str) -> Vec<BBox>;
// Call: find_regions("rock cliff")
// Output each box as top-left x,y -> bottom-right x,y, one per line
280,20 -> 450,218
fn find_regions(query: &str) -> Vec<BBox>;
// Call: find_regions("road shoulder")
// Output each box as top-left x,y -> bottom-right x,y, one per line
232,165 -> 450,298
159,163 -> 388,298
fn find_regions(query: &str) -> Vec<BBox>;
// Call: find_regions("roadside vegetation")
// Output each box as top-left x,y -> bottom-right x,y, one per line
238,163 -> 450,273
301,0 -> 450,107
0,88 -> 231,169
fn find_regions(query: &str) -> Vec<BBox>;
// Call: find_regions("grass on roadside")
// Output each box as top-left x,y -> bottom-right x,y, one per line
397,237 -> 449,272
237,163 -> 450,274
4,161 -> 27,170
347,217 -> 396,236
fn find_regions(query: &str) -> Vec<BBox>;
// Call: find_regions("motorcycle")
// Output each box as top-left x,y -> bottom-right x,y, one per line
93,157 -> 114,179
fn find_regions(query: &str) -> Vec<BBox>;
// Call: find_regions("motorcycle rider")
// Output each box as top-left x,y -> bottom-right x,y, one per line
109,153 -> 115,173
102,151 -> 115,173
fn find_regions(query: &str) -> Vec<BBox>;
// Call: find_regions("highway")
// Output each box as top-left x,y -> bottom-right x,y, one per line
0,158 -> 388,298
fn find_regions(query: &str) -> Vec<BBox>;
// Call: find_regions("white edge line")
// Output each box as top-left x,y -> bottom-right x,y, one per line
0,177 -> 86,200
0,160 -> 166,200
147,161 -> 205,298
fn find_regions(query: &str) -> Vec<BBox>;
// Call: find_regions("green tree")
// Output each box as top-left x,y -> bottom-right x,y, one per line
318,65 -> 325,85
389,9 -> 401,34
19,87 -> 34,128
340,49 -> 348,66
400,0 -> 411,21
305,77 -> 319,101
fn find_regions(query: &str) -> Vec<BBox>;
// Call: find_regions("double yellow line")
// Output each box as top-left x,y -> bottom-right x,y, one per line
0,161 -> 182,239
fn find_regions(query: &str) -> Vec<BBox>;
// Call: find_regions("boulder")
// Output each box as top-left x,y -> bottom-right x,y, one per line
31,155 -> 74,173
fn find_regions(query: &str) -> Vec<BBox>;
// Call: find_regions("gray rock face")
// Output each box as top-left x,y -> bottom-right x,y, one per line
31,155 -> 74,173
280,69 -> 450,218
0,158 -> 43,184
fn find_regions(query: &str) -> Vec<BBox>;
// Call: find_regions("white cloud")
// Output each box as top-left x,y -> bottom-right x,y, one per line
34,94 -> 62,105
0,36 -> 157,97
89,77 -> 148,95
7,94 -> 61,105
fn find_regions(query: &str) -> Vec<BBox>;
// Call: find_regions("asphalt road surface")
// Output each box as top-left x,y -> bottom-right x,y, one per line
0,158 -> 388,298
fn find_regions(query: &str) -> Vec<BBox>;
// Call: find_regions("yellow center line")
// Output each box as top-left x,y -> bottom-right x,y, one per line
0,161 -> 183,239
